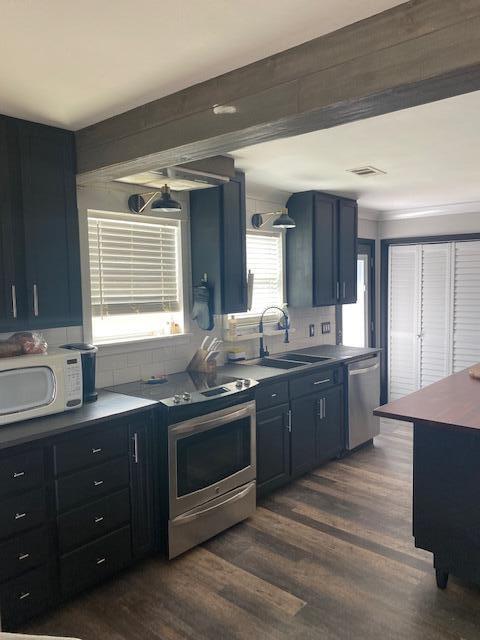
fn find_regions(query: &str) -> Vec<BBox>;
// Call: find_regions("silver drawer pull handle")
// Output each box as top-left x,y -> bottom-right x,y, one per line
94,516 -> 104,524
18,553 -> 30,561
19,592 -> 30,600
96,557 -> 106,565
93,480 -> 104,487
15,512 -> 27,520
92,447 -> 102,454
313,379 -> 330,385
271,393 -> 278,398
13,471 -> 25,478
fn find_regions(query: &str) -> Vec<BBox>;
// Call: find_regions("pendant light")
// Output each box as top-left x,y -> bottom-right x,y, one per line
151,184 -> 182,213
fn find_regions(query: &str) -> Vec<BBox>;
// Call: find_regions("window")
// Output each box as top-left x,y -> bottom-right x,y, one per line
87,212 -> 183,344
244,232 -> 284,315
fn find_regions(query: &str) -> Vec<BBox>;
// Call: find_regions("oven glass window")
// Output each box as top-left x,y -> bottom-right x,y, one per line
176,417 -> 251,497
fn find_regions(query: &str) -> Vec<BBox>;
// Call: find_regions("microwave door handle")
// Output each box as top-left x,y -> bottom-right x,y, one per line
174,482 -> 255,524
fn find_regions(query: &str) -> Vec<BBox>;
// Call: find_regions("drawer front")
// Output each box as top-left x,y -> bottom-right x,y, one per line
60,526 -> 132,596
0,566 -> 50,629
0,488 -> 47,540
289,367 -> 342,399
0,449 -> 44,498
0,527 -> 49,582
54,423 -> 129,475
256,381 -> 289,411
56,457 -> 130,513
58,488 -> 131,553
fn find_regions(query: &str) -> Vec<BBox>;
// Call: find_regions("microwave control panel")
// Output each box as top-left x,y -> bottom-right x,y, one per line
64,357 -> 83,408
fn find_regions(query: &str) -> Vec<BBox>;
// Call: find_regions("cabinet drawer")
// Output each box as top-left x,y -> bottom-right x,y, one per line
0,527 -> 49,582
56,457 -> 130,513
256,381 -> 289,411
0,565 -> 50,628
0,449 -> 44,498
289,367 -> 342,399
53,423 -> 128,475
60,525 -> 131,596
58,488 -> 131,553
0,488 -> 46,540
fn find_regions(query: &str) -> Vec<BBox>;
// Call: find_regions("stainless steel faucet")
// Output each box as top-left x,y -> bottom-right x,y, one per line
259,306 -> 290,358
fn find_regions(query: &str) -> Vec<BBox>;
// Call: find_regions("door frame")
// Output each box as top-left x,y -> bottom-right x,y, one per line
336,238 -> 376,349
380,232 -> 480,403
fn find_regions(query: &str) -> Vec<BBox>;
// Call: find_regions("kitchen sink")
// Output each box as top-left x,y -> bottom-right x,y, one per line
275,353 -> 333,363
237,357 -> 307,370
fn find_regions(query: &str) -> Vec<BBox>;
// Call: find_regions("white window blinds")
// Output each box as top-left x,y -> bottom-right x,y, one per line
246,233 -> 283,313
453,241 -> 480,372
88,215 -> 180,317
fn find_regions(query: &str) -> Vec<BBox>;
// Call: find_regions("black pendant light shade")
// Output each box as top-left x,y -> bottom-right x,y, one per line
151,185 -> 182,213
272,211 -> 296,229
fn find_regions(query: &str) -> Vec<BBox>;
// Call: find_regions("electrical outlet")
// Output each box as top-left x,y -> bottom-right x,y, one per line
309,324 -> 315,337
321,322 -> 331,334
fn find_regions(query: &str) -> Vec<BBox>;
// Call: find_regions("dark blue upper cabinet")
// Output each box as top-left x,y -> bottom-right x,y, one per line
0,115 -> 82,333
286,190 -> 358,308
190,173 -> 247,315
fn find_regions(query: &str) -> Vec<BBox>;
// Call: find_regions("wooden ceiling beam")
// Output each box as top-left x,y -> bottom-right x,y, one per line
76,0 -> 480,184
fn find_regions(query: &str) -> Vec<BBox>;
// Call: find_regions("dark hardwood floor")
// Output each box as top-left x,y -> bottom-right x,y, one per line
24,421 -> 480,640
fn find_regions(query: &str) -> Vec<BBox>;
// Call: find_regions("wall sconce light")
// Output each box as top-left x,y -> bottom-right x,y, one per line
251,209 -> 296,230
128,184 -> 182,214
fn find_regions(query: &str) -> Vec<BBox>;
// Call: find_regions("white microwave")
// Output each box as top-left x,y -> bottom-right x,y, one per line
0,348 -> 83,426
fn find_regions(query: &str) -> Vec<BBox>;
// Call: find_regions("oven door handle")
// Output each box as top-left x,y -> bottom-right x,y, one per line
174,482 -> 255,524
170,401 -> 255,438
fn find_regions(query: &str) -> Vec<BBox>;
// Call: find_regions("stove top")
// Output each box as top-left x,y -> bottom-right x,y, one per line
106,370 -> 255,407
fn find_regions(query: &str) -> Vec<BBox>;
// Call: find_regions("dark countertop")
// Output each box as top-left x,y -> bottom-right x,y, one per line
219,345 -> 380,385
374,368 -> 480,431
0,391 -> 157,451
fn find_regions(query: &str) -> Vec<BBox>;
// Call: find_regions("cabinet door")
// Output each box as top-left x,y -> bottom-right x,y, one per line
313,193 -> 338,306
221,176 -> 247,313
256,404 -> 290,497
290,395 -> 317,478
18,122 -> 82,328
316,385 -> 344,465
0,118 -> 25,333
129,418 -> 154,558
338,199 -> 358,304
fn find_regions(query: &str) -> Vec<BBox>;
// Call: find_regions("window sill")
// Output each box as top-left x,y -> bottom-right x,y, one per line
95,333 -> 192,356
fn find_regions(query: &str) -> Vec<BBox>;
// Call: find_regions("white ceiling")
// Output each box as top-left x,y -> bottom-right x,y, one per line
230,91 -> 480,214
0,0 -> 404,130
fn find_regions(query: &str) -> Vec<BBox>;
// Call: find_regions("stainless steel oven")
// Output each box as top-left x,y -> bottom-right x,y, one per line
168,400 -> 256,558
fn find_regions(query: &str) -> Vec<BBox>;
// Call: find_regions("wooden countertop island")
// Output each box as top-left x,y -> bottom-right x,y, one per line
374,368 -> 480,590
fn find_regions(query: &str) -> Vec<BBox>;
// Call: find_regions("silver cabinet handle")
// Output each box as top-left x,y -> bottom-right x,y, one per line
287,410 -> 292,432
96,557 -> 106,565
336,282 -> 340,300
18,553 -> 30,561
13,471 -> 25,478
132,432 -> 139,464
15,512 -> 27,520
92,447 -> 102,454
19,592 -> 30,600
271,393 -> 278,398
11,284 -> 17,319
342,282 -> 346,299
33,283 -> 39,317
94,515 -> 104,524
93,480 -> 104,487
313,379 -> 330,386
322,398 -> 326,419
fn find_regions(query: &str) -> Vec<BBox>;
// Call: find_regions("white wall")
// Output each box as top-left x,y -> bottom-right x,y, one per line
379,211 -> 480,239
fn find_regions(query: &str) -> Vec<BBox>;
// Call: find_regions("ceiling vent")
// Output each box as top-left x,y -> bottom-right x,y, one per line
347,165 -> 386,177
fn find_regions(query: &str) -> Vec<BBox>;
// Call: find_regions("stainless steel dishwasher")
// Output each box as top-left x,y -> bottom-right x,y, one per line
347,355 -> 380,450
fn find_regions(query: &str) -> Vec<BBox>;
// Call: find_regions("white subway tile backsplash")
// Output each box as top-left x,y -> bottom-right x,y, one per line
95,370 -> 114,389
127,350 -> 152,367
66,326 -> 84,343
113,365 -> 141,386
97,353 -> 128,372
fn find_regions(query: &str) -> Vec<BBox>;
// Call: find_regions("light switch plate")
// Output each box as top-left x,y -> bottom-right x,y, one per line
309,324 -> 315,337
321,322 -> 331,334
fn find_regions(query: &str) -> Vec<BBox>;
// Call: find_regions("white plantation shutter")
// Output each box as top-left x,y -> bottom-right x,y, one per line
420,243 -> 452,387
88,215 -> 180,317
453,241 -> 480,371
246,232 -> 284,313
388,245 -> 420,401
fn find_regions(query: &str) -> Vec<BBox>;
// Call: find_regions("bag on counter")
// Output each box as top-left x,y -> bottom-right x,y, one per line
0,332 -> 48,358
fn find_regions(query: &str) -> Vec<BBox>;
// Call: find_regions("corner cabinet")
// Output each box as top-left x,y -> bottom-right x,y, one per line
286,191 -> 358,307
0,115 -> 82,333
189,173 -> 248,314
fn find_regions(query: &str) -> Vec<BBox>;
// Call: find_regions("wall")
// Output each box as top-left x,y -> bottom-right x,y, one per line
75,181 -> 338,387
379,211 -> 480,239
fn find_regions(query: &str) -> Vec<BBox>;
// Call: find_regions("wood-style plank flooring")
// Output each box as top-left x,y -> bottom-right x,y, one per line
24,421 -> 480,640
